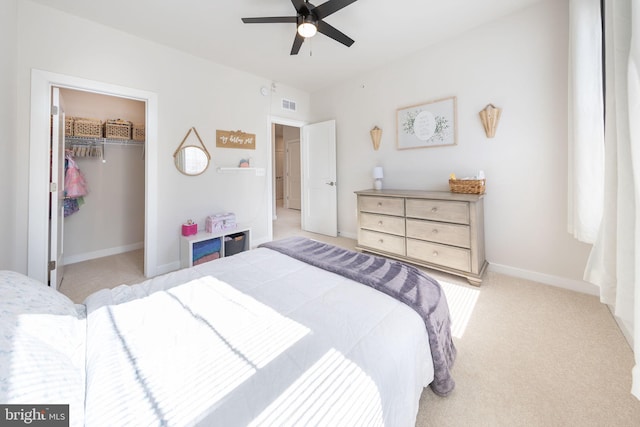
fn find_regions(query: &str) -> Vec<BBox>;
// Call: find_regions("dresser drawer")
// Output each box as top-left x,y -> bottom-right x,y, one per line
406,199 -> 469,224
358,229 -> 406,256
359,196 -> 404,216
360,212 -> 405,236
406,219 -> 470,248
406,238 -> 470,272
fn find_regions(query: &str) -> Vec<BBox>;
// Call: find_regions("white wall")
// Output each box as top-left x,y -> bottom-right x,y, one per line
0,0 -> 18,270
13,0 -> 310,274
311,0 -> 593,285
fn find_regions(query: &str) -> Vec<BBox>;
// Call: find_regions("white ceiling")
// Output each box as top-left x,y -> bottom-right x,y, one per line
28,0 -> 543,92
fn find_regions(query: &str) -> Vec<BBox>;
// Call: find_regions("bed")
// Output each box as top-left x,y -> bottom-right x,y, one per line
0,237 -> 455,426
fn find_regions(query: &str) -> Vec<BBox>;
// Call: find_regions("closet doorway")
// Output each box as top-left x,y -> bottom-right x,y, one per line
58,88 -> 146,293
28,69 -> 159,288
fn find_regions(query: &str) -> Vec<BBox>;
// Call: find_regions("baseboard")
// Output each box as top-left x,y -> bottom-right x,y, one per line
338,230 -> 357,240
64,242 -> 144,265
251,236 -> 270,247
156,261 -> 181,276
489,263 -> 599,296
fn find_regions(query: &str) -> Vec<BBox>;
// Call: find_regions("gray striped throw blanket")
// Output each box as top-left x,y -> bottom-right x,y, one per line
260,236 -> 456,396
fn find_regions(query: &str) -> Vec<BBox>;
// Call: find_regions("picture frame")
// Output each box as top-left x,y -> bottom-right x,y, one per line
396,96 -> 457,149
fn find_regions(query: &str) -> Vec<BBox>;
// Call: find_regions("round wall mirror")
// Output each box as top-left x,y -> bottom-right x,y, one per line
174,146 -> 210,176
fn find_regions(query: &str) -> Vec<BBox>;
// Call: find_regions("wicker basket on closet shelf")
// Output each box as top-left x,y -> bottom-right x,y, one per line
132,123 -> 145,142
73,118 -> 103,138
449,178 -> 486,195
105,119 -> 132,140
65,117 -> 74,137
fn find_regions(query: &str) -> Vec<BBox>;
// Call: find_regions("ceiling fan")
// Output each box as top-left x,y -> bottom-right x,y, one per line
241,0 -> 359,55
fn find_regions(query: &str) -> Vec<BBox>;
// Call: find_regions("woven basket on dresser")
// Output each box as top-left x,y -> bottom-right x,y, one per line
105,119 -> 132,140
449,178 -> 486,194
73,118 -> 103,138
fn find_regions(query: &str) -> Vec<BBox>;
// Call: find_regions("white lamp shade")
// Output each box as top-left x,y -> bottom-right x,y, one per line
372,166 -> 384,179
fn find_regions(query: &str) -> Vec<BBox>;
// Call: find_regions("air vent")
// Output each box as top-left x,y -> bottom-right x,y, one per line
281,98 -> 297,112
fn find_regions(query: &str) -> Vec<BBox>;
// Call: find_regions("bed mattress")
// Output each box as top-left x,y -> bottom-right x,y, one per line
82,247 -> 434,426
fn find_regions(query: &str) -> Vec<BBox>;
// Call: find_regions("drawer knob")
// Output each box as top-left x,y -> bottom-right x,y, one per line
431,207 -> 438,213
378,239 -> 384,243
377,202 -> 383,207
378,221 -> 383,226
432,229 -> 438,234
432,251 -> 439,257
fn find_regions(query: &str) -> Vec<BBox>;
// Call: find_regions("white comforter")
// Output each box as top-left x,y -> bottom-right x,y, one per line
82,248 -> 433,426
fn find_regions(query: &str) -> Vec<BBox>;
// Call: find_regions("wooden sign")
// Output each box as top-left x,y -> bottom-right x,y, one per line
216,130 -> 256,150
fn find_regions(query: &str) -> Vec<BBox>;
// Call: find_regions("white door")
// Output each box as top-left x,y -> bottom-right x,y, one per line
275,150 -> 284,200
286,140 -> 301,210
49,87 -> 65,289
301,120 -> 337,236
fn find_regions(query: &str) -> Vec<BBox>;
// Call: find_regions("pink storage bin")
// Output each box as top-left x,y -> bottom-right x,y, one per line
182,222 -> 198,236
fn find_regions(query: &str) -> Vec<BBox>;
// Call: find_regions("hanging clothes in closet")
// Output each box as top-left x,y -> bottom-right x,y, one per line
64,151 -> 89,217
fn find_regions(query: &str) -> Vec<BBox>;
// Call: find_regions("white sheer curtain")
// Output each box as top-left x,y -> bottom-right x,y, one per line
576,0 -> 640,399
568,0 -> 604,243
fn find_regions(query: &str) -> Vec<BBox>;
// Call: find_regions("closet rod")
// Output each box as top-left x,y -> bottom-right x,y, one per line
65,136 -> 144,146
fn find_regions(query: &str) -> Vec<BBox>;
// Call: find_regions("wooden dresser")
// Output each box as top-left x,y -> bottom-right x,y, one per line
355,189 -> 487,285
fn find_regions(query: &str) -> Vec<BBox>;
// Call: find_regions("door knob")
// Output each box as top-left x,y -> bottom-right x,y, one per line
326,181 -> 336,186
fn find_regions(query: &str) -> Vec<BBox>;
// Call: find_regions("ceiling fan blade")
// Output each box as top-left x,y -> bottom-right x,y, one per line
314,0 -> 359,19
241,16 -> 297,24
291,0 -> 306,13
290,32 -> 305,55
317,20 -> 354,47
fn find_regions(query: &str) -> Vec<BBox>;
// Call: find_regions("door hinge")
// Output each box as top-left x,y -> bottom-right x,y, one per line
50,182 -> 57,192
51,106 -> 59,115
48,260 -> 56,271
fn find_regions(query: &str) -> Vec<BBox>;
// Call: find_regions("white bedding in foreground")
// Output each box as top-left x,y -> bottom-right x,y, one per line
83,247 -> 433,426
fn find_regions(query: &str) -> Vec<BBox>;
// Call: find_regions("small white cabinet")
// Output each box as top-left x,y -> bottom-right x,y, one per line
180,226 -> 251,268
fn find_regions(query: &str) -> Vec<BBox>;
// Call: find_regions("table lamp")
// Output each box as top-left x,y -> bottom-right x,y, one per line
373,166 -> 384,190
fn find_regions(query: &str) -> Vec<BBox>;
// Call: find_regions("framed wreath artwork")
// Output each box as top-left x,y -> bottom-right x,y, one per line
396,96 -> 457,149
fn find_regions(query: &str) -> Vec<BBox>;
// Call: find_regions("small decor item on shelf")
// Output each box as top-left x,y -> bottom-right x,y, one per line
181,220 -> 198,236
73,117 -> 103,138
105,119 -> 132,140
239,158 -> 250,167
449,171 -> 486,194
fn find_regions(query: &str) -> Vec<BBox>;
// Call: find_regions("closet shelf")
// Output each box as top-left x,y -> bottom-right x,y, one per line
66,136 -> 144,146
216,167 -> 265,176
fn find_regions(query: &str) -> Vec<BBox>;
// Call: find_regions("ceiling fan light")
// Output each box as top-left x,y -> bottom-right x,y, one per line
297,20 -> 317,38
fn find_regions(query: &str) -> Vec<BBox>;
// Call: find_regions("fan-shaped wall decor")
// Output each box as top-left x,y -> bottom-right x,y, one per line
479,104 -> 502,138
370,126 -> 382,150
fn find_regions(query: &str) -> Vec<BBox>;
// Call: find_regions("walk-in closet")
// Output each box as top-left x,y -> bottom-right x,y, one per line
57,88 -> 146,293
